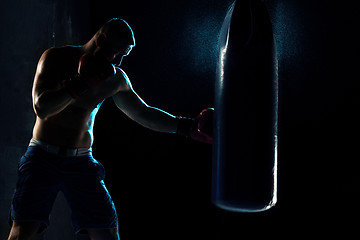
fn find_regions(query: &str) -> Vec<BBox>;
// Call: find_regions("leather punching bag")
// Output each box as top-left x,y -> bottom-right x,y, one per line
212,0 -> 278,212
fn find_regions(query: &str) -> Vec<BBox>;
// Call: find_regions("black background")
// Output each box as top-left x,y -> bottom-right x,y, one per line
1,0 -> 359,239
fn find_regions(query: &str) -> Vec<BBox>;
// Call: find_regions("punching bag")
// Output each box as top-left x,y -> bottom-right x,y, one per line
212,0 -> 278,212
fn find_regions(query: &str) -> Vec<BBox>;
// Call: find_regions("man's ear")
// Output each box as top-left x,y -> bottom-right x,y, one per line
95,33 -> 107,47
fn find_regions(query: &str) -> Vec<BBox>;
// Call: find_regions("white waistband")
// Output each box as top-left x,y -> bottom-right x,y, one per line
29,138 -> 92,157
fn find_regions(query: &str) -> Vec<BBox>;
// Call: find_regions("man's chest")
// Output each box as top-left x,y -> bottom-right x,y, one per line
69,75 -> 121,109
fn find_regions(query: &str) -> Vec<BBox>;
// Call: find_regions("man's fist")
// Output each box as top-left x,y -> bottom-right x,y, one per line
177,108 -> 214,144
64,53 -> 115,98
78,53 -> 115,88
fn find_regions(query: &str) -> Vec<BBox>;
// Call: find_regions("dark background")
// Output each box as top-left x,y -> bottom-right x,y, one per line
1,0 -> 359,239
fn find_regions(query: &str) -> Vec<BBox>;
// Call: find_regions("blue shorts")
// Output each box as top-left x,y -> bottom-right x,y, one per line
10,145 -> 118,233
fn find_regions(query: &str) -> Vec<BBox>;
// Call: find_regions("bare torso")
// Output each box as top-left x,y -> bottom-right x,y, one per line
32,46 -> 125,148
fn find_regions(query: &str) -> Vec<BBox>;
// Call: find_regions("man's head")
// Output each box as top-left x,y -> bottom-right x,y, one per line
93,18 -> 135,66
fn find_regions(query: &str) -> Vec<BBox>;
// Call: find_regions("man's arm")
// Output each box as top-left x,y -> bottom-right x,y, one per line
32,48 -> 75,119
112,68 -> 214,144
112,68 -> 179,133
33,48 -> 115,119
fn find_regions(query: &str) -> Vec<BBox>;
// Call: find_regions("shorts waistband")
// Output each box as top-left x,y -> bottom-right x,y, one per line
29,139 -> 92,157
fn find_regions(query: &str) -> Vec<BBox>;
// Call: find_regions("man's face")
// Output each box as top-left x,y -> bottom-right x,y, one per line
110,44 -> 134,67
98,35 -> 134,66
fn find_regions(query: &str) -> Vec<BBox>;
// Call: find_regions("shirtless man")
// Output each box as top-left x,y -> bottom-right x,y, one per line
8,18 -> 213,240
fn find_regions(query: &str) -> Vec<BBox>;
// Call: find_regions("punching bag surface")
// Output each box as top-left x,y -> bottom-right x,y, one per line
212,0 -> 278,212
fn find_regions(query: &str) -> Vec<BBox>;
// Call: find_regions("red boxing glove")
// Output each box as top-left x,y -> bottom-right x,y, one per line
177,108 -> 214,144
64,53 -> 115,98
78,53 -> 115,87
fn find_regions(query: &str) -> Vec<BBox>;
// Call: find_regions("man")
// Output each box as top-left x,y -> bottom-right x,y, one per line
8,18 -> 213,240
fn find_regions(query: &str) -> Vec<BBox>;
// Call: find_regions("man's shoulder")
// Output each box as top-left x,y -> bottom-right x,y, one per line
36,46 -> 83,78
43,45 -> 82,58
113,67 -> 132,91
39,45 -> 83,70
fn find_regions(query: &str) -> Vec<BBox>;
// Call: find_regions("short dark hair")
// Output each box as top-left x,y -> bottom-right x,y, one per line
99,18 -> 135,46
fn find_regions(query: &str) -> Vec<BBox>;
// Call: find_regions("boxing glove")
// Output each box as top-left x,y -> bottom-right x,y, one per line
64,53 -> 115,98
177,108 -> 214,144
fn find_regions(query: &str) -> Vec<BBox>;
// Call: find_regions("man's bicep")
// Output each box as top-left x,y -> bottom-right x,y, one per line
32,49 -> 61,99
112,88 -> 148,120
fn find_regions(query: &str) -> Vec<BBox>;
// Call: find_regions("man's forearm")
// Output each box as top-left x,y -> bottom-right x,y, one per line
33,87 -> 74,119
135,105 -> 180,133
136,106 -> 214,144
